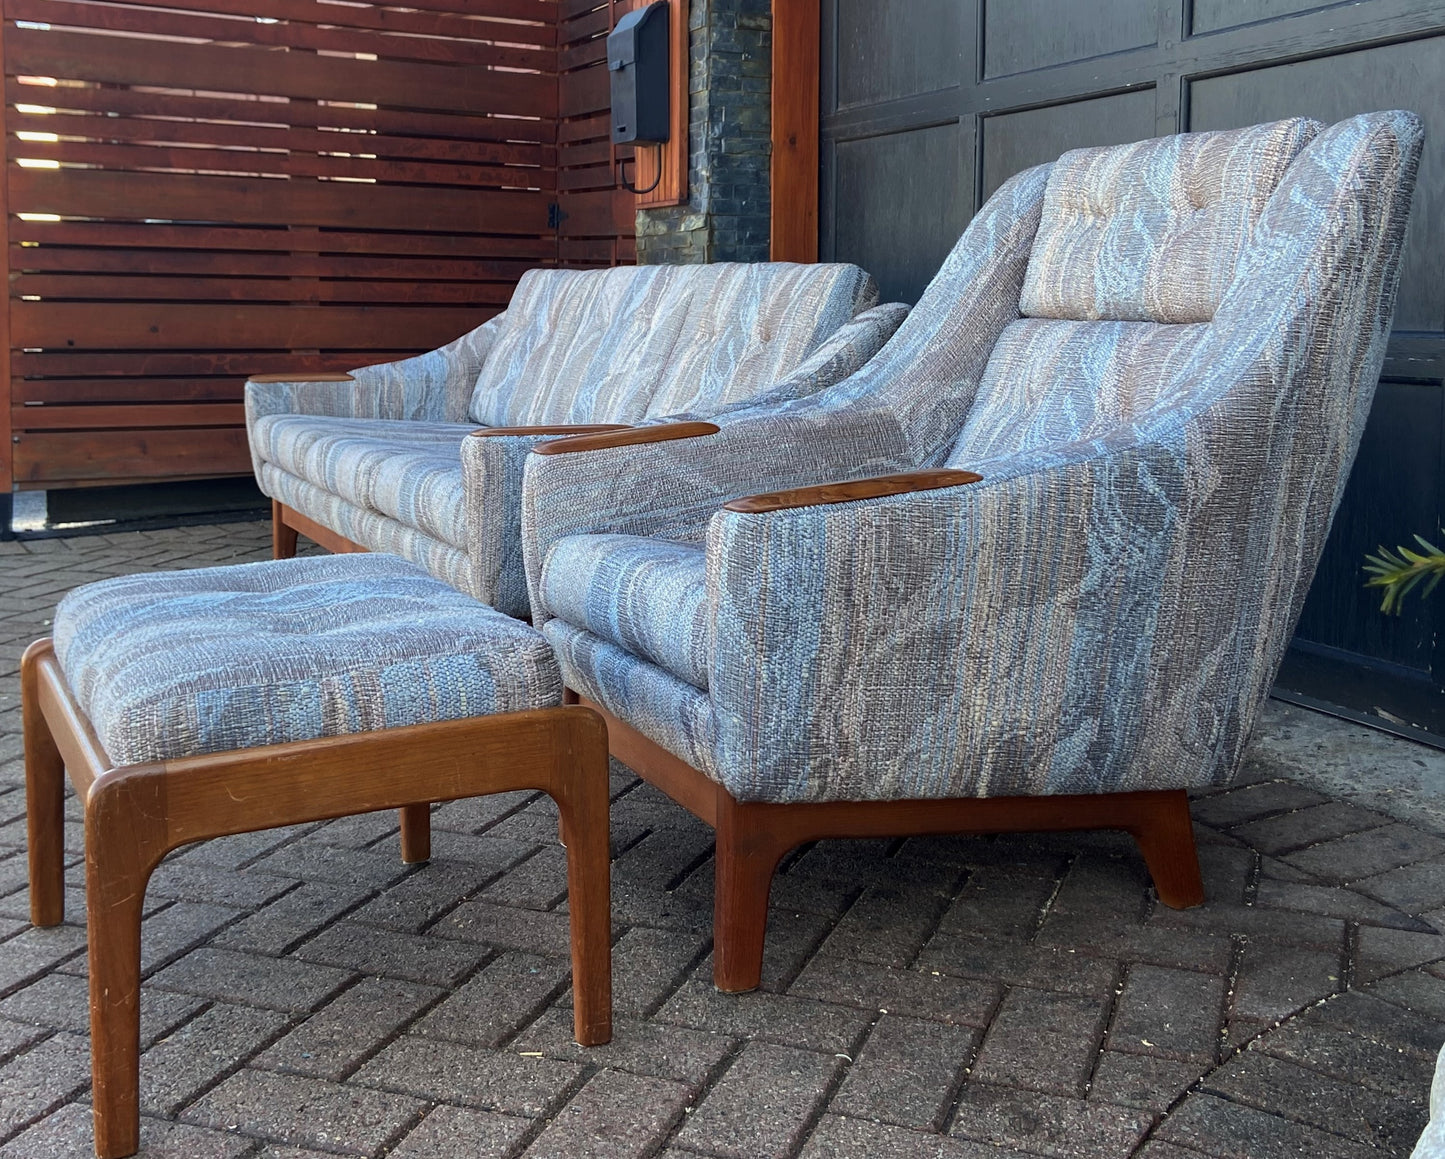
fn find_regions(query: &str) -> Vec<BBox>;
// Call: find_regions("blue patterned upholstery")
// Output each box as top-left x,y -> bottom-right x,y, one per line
1021,117 -> 1318,324
254,416 -> 473,548
54,555 -> 561,766
245,264 -> 903,617
541,619 -> 718,775
524,113 -> 1422,804
539,535 -> 710,691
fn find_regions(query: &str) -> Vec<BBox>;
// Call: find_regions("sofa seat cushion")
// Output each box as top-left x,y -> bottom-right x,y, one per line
253,414 -> 474,549
542,618 -> 718,777
539,534 -> 711,692
53,555 -> 562,765
470,262 -> 877,428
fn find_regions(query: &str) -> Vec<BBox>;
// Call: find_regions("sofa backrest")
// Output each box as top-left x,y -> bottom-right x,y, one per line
947,116 -> 1320,464
467,262 -> 878,427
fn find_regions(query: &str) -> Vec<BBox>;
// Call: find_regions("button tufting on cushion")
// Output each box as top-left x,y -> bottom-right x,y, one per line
1020,116 -> 1322,324
53,555 -> 562,766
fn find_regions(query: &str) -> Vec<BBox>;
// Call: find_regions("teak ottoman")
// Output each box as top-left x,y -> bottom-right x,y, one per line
21,555 -> 612,1159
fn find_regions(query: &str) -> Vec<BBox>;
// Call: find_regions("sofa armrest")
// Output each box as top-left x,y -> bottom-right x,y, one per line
521,403 -> 913,621
534,422 -> 721,456
708,303 -> 909,418
704,442 -> 1169,803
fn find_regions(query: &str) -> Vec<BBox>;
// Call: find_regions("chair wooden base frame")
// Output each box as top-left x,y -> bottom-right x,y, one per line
575,693 -> 1206,994
272,498 -> 367,559
24,639 -> 612,1159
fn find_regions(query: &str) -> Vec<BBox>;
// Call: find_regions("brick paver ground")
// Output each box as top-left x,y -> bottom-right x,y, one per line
2,521 -> 1445,1157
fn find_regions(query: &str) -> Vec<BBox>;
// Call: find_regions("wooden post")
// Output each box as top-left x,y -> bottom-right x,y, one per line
0,7 -> 13,525
769,0 -> 820,261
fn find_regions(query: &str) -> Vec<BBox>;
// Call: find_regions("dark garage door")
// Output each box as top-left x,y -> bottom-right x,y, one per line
820,1 -> 1445,740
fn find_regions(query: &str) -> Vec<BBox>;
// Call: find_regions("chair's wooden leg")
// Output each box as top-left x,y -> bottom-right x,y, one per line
713,796 -> 791,993
271,500 -> 299,560
1127,789 -> 1205,909
553,712 -> 612,1046
85,777 -> 167,1159
22,645 -> 66,927
398,803 -> 431,863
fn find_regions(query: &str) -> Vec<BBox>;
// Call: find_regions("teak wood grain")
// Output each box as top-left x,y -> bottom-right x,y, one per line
724,469 -> 984,513
576,694 -> 1205,993
272,500 -> 367,560
534,421 -> 721,455
770,0 -> 820,262
23,638 -> 613,1159
246,372 -> 357,384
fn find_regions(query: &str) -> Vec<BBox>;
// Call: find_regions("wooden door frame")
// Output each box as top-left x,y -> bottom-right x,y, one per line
769,0 -> 820,261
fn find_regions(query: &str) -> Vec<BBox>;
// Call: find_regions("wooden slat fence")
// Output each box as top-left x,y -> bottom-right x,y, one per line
556,0 -> 636,267
1,0 -> 636,494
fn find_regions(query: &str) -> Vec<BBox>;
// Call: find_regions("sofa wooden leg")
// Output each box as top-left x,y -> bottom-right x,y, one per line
22,644 -> 65,927
272,500 -> 299,560
398,803 -> 431,863
85,781 -> 166,1159
1127,789 -> 1205,909
713,797 -> 791,993
552,711 -> 612,1046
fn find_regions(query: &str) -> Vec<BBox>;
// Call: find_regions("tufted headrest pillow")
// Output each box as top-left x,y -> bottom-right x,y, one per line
1019,116 -> 1322,324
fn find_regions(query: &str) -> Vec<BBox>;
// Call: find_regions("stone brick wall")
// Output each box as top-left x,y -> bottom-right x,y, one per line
636,0 -> 771,264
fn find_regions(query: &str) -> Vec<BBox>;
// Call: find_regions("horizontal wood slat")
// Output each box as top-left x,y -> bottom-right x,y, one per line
11,170 -> 553,234
12,402 -> 245,430
13,426 -> 253,483
10,221 -> 557,260
7,80 -> 560,146
2,0 -> 635,493
8,29 -> 556,119
12,303 -> 484,350
15,378 -> 248,404
11,0 -> 554,69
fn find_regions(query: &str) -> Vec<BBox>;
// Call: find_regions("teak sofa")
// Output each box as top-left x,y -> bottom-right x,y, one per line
246,262 -> 904,617
520,112 -> 1423,990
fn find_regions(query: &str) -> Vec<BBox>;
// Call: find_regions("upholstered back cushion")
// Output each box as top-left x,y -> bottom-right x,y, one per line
949,317 -> 1213,462
949,118 -> 1321,466
468,262 -> 877,427
1019,117 -> 1320,324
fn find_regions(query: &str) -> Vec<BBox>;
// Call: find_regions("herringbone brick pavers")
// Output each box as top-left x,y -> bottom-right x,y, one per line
1,522 -> 1445,1156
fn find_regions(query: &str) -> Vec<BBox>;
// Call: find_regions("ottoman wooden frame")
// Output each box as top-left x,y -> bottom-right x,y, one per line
22,638 -> 612,1159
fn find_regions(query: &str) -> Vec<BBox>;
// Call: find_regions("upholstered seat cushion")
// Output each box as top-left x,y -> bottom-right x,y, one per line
54,555 -> 561,766
252,415 -> 473,549
539,534 -> 711,691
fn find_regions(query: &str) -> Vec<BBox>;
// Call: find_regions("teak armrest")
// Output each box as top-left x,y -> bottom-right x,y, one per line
724,469 -> 983,514
534,421 -> 721,456
471,424 -> 633,438
247,372 -> 356,383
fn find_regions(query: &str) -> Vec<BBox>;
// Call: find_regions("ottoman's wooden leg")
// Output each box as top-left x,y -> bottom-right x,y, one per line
553,712 -> 612,1047
398,803 -> 431,863
85,775 -> 167,1159
272,500 -> 299,560
22,643 -> 65,926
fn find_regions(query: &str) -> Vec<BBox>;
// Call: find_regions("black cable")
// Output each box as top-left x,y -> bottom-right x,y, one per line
618,145 -> 664,195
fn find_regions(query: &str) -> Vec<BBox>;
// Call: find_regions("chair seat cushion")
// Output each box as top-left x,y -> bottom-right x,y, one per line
252,414 -> 474,549
539,534 -> 711,691
54,555 -> 560,766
